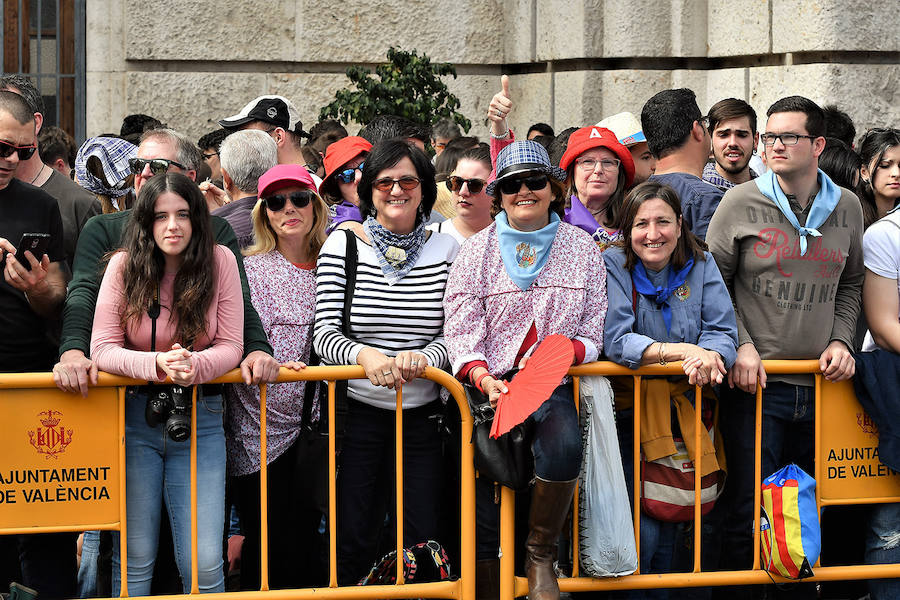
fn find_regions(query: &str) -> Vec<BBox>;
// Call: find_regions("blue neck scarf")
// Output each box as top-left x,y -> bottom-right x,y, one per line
755,169 -> 841,256
632,257 -> 695,333
363,217 -> 427,285
496,212 -> 560,290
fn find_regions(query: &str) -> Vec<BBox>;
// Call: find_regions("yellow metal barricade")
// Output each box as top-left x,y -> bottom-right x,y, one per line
0,366 -> 475,600
495,360 -> 900,598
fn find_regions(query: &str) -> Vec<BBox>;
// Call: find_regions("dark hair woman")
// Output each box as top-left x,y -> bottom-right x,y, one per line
313,139 -> 459,585
90,172 -> 244,595
445,140 -> 607,600
604,181 -> 738,583
428,145 -> 494,244
858,128 -> 900,228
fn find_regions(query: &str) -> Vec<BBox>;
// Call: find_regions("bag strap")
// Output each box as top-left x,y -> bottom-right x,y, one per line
342,228 -> 358,335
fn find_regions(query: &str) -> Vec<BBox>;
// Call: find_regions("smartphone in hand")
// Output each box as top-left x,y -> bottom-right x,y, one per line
13,233 -> 51,271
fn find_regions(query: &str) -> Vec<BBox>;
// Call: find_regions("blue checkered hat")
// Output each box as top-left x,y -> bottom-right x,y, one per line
486,140 -> 567,196
74,137 -> 138,198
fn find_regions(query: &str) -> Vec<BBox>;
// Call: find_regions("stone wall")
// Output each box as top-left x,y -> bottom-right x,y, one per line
86,0 -> 900,145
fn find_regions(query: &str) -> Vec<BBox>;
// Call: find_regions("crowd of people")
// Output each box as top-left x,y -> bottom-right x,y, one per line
0,69 -> 898,600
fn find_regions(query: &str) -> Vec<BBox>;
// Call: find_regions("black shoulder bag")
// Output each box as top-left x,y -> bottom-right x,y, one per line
466,368 -> 535,491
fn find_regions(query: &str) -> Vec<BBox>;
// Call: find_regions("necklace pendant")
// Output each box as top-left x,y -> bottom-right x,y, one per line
385,245 -> 407,266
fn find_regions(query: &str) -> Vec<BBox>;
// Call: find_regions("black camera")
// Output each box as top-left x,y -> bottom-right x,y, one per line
145,385 -> 192,442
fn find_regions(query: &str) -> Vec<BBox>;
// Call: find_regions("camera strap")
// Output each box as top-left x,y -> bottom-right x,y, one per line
148,284 -> 160,353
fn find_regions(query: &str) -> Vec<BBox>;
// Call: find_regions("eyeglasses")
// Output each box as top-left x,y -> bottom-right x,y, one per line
202,151 -> 218,160
698,115 -> 710,130
336,162 -> 365,184
128,157 -> 188,176
373,176 -> 421,192
263,190 -> 315,212
0,140 -> 37,160
498,173 -> 549,196
446,176 -> 486,193
760,133 -> 818,146
575,157 -> 621,172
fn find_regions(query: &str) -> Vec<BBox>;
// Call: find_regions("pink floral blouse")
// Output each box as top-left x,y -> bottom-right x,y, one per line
444,221 -> 607,377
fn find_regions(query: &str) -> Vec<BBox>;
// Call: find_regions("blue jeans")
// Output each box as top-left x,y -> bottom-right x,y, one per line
112,388 -> 226,596
474,383 -> 581,560
715,382 -> 816,600
77,530 -> 101,598
866,502 -> 900,599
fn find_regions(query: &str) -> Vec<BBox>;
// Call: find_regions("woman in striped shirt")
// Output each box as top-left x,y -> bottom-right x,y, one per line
313,139 -> 459,585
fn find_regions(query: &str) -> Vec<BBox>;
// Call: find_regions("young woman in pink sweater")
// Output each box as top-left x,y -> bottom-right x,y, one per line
90,172 -> 244,595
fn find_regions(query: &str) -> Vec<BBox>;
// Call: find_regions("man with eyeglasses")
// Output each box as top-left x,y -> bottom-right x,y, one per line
0,90 -> 72,600
641,88 -> 723,240
212,129 -> 278,248
707,96 -> 864,600
219,95 -> 310,170
1,74 -> 100,272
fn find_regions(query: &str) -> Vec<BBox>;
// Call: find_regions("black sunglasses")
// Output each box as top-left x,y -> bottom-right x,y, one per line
446,176 -> 486,194
0,140 -> 37,161
498,173 -> 549,196
128,157 -> 188,176
263,190 -> 315,212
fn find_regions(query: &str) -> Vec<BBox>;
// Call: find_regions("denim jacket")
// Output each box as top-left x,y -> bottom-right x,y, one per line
603,247 -> 738,369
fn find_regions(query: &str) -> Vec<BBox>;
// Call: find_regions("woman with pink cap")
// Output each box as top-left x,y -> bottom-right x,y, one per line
319,135 -> 372,233
225,164 -> 330,590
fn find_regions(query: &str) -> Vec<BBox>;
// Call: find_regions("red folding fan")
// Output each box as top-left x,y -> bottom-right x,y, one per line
490,334 -> 575,439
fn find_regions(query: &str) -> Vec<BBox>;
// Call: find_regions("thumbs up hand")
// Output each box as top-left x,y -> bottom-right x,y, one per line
487,75 -> 513,136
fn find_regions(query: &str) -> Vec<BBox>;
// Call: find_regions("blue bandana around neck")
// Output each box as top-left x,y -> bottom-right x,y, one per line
495,212 -> 560,290
363,217 -> 427,285
755,168 -> 842,256
632,257 -> 695,333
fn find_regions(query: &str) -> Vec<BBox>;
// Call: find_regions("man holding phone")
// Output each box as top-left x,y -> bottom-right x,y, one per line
0,92 -> 71,598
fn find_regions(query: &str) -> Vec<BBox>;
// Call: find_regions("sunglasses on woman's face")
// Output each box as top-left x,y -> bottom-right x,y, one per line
446,176 -> 486,194
498,173 -> 549,196
263,190 -> 315,211
372,176 -> 421,192
336,162 -> 364,184
128,157 -> 187,176
0,140 -> 37,160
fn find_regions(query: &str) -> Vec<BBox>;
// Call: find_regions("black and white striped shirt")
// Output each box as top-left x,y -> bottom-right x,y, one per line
313,230 -> 459,409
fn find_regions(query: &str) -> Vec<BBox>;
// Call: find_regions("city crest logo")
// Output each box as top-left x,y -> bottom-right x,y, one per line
28,410 -> 73,459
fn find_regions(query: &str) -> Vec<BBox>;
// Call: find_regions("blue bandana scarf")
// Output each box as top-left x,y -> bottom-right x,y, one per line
632,257 -> 695,333
363,217 -> 427,285
496,212 -> 561,290
755,168 -> 841,256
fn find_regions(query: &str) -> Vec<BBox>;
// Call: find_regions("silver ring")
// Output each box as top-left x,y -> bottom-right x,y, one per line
382,371 -> 392,376
411,361 -> 418,366
496,109 -> 503,118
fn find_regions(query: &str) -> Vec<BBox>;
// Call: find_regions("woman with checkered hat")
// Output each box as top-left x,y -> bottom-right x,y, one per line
444,139 -> 607,600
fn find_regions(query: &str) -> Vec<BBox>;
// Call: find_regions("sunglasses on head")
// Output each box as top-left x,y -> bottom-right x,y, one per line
446,176 -> 486,194
336,162 -> 364,184
263,190 -> 315,211
498,173 -> 549,196
373,176 -> 421,192
0,140 -> 37,161
128,157 -> 188,176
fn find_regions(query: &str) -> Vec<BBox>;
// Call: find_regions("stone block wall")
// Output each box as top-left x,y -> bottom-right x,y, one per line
86,0 -> 900,145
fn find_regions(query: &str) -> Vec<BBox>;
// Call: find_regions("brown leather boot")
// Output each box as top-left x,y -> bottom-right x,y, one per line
476,558 -> 500,600
524,477 -> 576,600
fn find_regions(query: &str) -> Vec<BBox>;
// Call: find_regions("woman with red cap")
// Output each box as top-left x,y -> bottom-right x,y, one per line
319,135 -> 372,233
226,164 -> 330,590
558,125 -> 636,250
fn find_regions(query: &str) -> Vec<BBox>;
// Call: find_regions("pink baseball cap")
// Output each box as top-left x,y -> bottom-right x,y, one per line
258,164 -> 317,197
